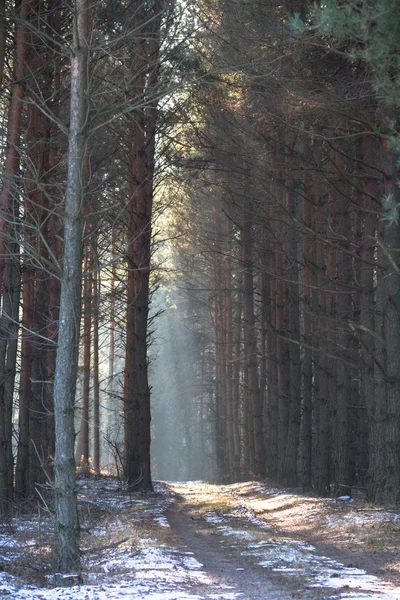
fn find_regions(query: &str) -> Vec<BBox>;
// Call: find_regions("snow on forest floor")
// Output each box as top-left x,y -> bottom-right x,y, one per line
0,478 -> 400,599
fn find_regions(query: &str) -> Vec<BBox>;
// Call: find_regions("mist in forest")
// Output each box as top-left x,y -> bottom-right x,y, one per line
149,283 -> 215,482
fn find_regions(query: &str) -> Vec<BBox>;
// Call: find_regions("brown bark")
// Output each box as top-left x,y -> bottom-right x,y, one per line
124,0 -> 163,491
333,148 -> 352,496
93,248 -> 100,477
25,89 -> 52,493
15,256 -> 34,498
281,140 -> 301,486
380,140 -> 400,503
213,209 -> 227,480
313,138 -> 330,496
265,205 -> 279,480
76,246 -> 93,474
14,0 -> 60,498
232,265 -> 242,478
0,206 -> 19,514
0,0 -> 30,297
300,135 -> 315,490
242,192 -> 266,477
225,207 -> 235,481
372,218 -> 388,501
15,84 -> 45,499
274,140 -> 291,484
0,1 -> 31,503
326,167 -> 338,494
363,137 -> 385,501
0,0 -> 6,89
107,239 -> 116,437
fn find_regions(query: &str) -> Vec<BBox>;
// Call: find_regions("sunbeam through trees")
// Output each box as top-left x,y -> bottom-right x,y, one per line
1,0 -> 400,586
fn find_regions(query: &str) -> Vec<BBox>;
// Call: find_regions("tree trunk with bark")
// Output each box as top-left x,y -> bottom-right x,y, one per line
333,148 -> 353,496
76,245 -> 93,474
93,247 -> 100,476
213,209 -> 227,480
124,0 -> 163,491
381,140 -> 400,503
0,0 -> 30,298
0,205 -> 20,514
2,0 -> 32,504
0,0 -> 6,89
53,0 -> 88,572
232,265 -> 242,478
366,137 -> 387,501
242,192 -> 265,477
225,205 -> 235,481
300,135 -> 315,490
281,139 -> 301,486
313,139 -> 330,496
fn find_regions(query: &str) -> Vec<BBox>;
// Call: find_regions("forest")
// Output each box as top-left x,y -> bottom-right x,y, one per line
1,0 -> 400,594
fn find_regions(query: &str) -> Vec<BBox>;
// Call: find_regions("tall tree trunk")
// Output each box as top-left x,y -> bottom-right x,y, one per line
381,140 -> 400,503
225,206 -> 235,481
0,204 -> 20,514
242,192 -> 265,477
124,0 -> 147,491
0,0 -> 30,298
76,245 -> 93,473
107,239 -> 117,441
124,0 -> 163,491
265,206 -> 278,480
300,135 -> 315,490
281,139 -> 301,486
213,209 -> 227,481
259,218 -> 271,477
366,137 -> 386,501
326,166 -> 338,495
274,141 -> 291,484
93,247 -> 100,476
15,250 -> 34,498
0,0 -> 6,89
1,1 -> 30,504
372,218 -> 388,501
25,61 -> 52,492
232,265 -> 242,478
313,139 -> 330,495
45,0 -> 63,462
53,0 -> 88,571
333,148 -> 352,496
3,236 -> 20,501
15,78 -> 44,498
15,0 -> 59,498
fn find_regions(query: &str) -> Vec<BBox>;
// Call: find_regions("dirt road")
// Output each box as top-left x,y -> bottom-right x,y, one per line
165,481 -> 400,600
167,491 -> 299,599
3,478 -> 400,599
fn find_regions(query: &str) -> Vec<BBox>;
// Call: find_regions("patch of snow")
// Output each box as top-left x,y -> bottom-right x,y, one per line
337,594 -> 400,600
208,594 -> 243,599
204,512 -> 224,524
182,556 -> 203,570
0,534 -> 20,548
154,516 -> 170,527
218,526 -> 254,540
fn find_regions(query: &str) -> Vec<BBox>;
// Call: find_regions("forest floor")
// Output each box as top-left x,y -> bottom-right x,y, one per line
1,478 -> 400,599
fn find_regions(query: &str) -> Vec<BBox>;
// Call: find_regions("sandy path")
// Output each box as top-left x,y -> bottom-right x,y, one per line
166,502 -> 291,599
166,483 -> 324,599
165,481 -> 400,600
